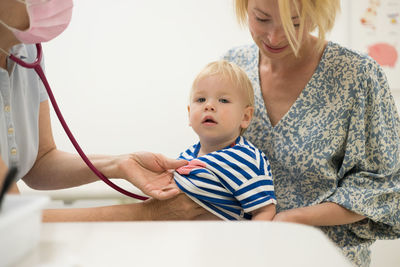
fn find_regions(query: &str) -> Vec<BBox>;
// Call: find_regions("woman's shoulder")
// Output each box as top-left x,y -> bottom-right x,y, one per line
322,42 -> 391,103
221,43 -> 258,66
324,41 -> 382,76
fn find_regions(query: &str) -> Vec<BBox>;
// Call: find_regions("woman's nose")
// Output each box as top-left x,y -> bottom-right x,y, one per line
266,25 -> 286,46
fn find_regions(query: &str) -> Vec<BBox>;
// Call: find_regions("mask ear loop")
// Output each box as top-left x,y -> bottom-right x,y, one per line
0,47 -> 10,57
0,18 -> 12,33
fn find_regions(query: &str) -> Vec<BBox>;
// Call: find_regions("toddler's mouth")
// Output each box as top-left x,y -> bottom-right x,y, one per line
202,116 -> 217,124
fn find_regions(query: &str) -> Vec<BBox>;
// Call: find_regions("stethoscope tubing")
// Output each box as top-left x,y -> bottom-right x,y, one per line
9,43 -> 148,201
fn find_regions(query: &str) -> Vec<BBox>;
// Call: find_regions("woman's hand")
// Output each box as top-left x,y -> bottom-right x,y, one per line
141,193 -> 207,220
108,152 -> 187,200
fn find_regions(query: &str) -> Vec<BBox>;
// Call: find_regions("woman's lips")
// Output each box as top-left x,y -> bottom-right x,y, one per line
262,41 -> 288,53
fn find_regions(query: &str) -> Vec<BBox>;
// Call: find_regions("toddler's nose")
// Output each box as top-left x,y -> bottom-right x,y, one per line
204,102 -> 215,111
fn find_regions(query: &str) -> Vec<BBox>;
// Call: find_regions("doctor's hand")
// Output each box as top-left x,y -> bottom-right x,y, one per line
108,152 -> 187,200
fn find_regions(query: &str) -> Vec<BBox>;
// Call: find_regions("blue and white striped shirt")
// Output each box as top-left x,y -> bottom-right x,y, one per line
174,136 -> 276,220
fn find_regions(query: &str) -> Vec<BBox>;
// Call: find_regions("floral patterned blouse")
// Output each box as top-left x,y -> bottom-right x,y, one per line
222,42 -> 400,267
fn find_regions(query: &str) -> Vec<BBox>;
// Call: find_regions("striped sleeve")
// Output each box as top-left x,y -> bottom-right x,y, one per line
207,143 -> 276,213
235,175 -> 276,213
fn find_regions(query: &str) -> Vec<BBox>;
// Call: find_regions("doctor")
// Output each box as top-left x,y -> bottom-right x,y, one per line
0,0 -> 205,221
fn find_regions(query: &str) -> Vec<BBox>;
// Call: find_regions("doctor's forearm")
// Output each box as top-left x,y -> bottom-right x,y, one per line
273,202 -> 366,226
23,149 -> 115,190
25,100 -> 120,189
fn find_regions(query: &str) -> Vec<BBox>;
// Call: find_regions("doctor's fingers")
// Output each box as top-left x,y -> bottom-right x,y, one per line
130,152 -> 187,173
141,153 -> 188,170
145,183 -> 180,200
155,153 -> 188,170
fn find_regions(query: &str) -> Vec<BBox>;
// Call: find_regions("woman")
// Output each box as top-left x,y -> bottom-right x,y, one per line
222,0 -> 400,266
0,0 -> 204,222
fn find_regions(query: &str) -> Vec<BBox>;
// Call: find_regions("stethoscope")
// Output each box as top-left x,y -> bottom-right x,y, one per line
8,43 -> 148,201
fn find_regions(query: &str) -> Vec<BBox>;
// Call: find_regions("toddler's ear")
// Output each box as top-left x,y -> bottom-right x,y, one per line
241,106 -> 254,129
187,105 -> 191,126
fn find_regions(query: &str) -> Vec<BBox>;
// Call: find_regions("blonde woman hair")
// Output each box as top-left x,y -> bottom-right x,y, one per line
235,0 -> 341,56
191,60 -> 254,135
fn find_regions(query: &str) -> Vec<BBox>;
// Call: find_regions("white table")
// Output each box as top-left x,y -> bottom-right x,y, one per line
15,221 -> 353,267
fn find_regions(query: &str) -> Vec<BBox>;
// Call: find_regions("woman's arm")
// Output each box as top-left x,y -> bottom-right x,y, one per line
42,193 -> 207,222
251,204 -> 276,221
273,202 -> 366,226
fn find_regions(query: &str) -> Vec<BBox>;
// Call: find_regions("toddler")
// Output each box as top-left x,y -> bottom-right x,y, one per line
174,60 -> 276,220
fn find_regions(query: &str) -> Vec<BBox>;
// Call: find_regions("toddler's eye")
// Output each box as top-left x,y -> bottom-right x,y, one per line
196,97 -> 206,103
219,98 -> 229,103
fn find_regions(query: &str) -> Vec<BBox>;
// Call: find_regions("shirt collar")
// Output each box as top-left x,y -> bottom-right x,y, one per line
194,136 -> 241,158
6,44 -> 29,75
9,44 -> 28,59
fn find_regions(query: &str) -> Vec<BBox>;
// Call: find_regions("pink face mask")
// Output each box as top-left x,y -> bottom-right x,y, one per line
1,0 -> 73,44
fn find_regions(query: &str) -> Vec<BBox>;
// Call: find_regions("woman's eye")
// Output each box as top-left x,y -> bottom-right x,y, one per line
219,98 -> 229,103
256,17 -> 268,22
